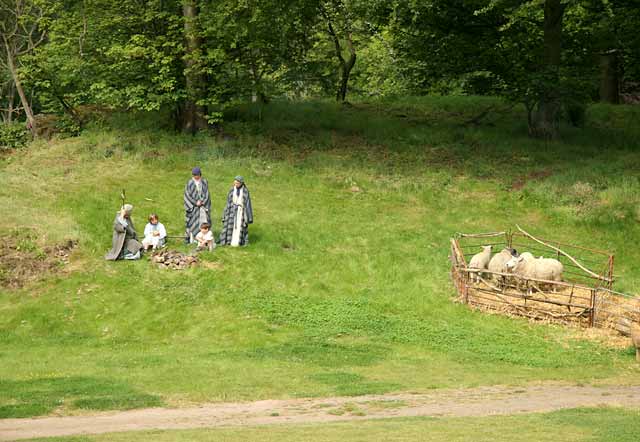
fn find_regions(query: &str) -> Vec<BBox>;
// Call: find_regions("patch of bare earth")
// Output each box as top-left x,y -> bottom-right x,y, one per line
0,238 -> 77,290
511,169 -> 553,190
2,384 -> 640,440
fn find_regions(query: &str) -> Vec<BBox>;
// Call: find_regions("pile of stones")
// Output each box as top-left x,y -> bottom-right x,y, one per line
151,249 -> 197,270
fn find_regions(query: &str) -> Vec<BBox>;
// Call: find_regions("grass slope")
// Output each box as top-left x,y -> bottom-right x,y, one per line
1,97 -> 640,418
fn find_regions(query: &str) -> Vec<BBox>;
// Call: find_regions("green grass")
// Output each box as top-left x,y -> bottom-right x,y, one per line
22,408 -> 640,442
1,96 -> 640,418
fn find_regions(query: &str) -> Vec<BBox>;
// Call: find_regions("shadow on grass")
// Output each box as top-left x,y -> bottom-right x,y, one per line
310,371 -> 402,396
0,376 -> 162,418
240,339 -> 389,368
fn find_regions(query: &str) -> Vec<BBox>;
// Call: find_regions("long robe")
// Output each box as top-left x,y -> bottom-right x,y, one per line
184,177 -> 212,241
219,185 -> 253,246
105,215 -> 143,260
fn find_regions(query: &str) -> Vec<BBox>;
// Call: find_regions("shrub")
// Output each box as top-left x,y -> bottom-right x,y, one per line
564,101 -> 587,127
0,122 -> 29,151
55,114 -> 81,137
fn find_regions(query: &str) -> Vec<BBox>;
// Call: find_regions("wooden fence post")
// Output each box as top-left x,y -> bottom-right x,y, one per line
590,289 -> 597,327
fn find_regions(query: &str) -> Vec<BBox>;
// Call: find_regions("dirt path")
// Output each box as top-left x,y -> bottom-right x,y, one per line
2,384 -> 640,441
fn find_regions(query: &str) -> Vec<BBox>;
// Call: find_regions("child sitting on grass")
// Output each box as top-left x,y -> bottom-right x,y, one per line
142,213 -> 167,251
195,222 -> 215,251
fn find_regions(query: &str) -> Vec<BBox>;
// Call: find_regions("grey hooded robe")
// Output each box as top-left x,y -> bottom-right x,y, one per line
219,185 -> 253,246
105,215 -> 143,260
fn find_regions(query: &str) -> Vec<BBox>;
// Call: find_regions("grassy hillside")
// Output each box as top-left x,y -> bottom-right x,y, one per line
1,97 -> 640,418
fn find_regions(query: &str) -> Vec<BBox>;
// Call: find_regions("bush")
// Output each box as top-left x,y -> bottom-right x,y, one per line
563,101 -> 588,127
0,122 -> 29,151
55,114 -> 81,137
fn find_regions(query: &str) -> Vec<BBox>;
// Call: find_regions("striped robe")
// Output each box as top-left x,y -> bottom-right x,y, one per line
184,178 -> 211,241
219,185 -> 253,246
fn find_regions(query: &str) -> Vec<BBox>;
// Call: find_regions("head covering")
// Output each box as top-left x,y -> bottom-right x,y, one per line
234,175 -> 244,183
192,167 -> 202,176
122,204 -> 134,215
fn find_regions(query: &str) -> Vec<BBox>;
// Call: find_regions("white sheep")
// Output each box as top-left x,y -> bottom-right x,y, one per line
503,251 -> 533,274
505,253 -> 563,292
518,251 -> 535,261
488,248 -> 518,283
468,245 -> 492,283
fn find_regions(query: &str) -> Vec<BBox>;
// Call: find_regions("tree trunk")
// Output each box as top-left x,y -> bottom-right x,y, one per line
4,82 -> 15,123
249,61 -> 268,104
599,50 -> 620,104
336,33 -> 356,102
324,11 -> 356,103
529,0 -> 565,139
182,0 -> 208,133
5,49 -> 35,136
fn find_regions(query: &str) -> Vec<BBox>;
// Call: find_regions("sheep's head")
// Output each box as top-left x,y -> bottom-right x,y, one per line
505,255 -> 525,271
501,247 -> 518,257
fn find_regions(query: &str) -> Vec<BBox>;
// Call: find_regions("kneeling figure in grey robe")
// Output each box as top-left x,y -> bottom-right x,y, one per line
105,205 -> 143,260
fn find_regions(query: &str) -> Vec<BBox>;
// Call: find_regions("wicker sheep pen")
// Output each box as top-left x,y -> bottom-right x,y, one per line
450,226 -> 640,335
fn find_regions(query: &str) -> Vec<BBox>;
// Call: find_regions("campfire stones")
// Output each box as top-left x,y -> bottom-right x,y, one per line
151,249 -> 197,270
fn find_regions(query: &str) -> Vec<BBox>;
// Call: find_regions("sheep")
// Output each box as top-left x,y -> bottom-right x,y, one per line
488,248 -> 518,273
539,257 -> 564,278
503,252 -> 534,273
468,245 -> 492,283
487,248 -> 518,285
505,253 -> 563,292
518,251 -> 535,261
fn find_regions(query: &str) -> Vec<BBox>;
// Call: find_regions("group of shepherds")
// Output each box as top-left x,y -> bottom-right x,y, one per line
105,167 -> 253,261
468,245 -> 564,289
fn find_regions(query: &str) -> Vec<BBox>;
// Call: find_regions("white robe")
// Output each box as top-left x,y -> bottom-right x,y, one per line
230,187 -> 245,247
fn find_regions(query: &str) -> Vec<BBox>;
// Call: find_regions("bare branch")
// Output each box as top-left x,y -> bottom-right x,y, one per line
79,5 -> 87,56
515,225 -> 611,282
321,6 -> 346,68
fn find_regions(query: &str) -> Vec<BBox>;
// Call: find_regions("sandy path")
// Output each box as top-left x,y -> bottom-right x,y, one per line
2,384 -> 640,441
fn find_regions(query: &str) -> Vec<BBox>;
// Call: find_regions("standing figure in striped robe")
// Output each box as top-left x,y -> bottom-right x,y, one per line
219,176 -> 253,247
183,166 -> 212,243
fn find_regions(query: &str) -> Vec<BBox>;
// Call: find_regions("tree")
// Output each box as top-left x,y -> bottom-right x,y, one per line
385,0 -> 633,138
387,0 -> 507,94
0,0 -> 49,135
198,0 -> 318,105
182,0 -> 207,132
0,69 -> 18,122
27,1 -> 191,127
590,0 -> 640,103
528,0 -> 566,138
320,0 -> 357,102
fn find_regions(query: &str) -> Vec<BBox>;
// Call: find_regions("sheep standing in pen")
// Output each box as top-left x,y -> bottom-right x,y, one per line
487,248 -> 518,284
505,253 -> 564,292
468,245 -> 492,283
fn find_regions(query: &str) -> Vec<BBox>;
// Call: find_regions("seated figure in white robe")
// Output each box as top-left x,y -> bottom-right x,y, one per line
142,213 -> 167,250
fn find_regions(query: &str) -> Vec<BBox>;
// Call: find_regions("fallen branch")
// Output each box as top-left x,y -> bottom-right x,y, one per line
541,308 -> 591,320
